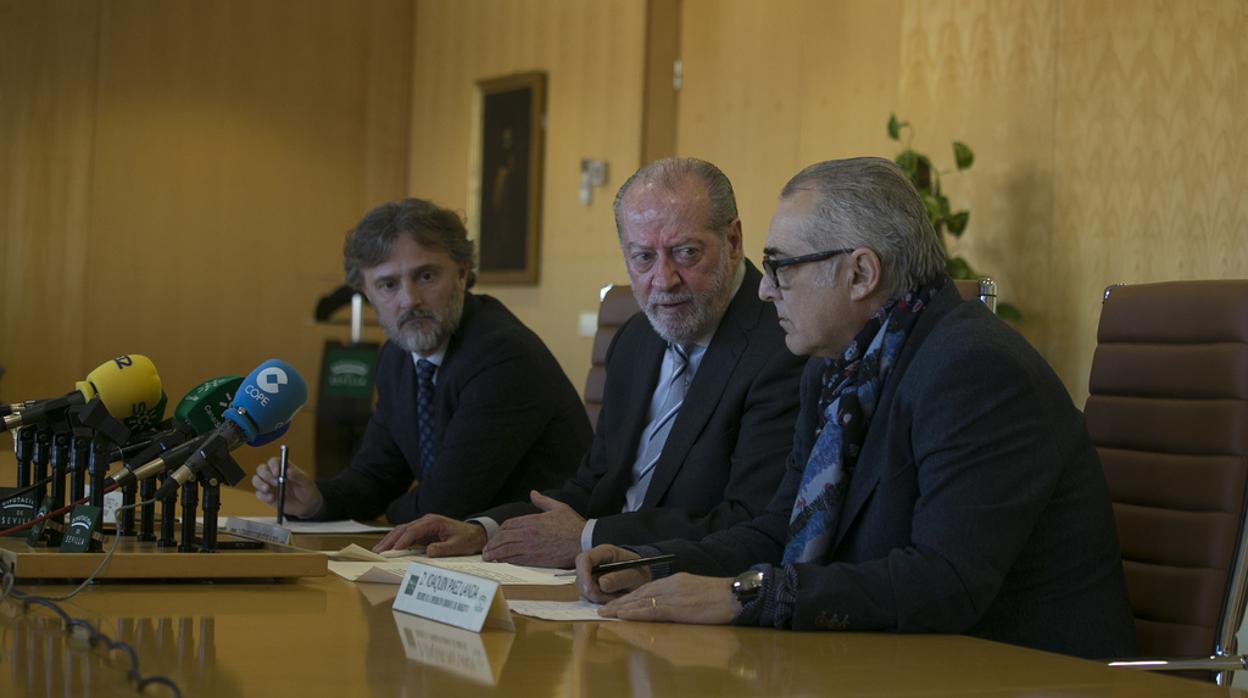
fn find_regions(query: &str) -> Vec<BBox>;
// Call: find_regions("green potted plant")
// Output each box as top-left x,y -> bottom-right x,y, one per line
887,114 -> 1021,321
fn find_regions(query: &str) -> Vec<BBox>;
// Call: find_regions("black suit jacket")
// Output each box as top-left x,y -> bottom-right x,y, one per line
479,262 -> 804,546
316,293 -> 592,523
650,281 -> 1137,659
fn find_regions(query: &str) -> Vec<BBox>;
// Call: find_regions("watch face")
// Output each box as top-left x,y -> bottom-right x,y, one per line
733,570 -> 765,599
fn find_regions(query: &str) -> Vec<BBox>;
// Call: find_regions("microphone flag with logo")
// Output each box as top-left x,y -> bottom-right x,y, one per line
155,360 -> 307,498
107,376 -> 243,488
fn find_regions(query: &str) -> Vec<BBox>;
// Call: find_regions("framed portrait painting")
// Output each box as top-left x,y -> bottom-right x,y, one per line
469,72 -> 546,285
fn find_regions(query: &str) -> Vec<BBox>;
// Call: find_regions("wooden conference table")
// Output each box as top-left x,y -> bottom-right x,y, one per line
0,453 -> 1241,697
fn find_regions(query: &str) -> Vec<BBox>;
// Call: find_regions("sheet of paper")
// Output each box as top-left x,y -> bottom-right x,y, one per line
419,556 -> 572,586
323,543 -> 423,562
228,517 -> 392,534
327,555 -> 573,586
328,560 -> 410,583
507,599 -> 618,622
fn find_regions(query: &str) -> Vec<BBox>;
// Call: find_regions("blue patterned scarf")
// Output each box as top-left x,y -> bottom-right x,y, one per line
782,281 -> 942,563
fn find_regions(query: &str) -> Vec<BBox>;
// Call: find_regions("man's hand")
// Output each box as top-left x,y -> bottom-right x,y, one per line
575,545 -> 647,603
373,515 -> 487,556
252,457 -> 323,518
481,491 -> 585,568
599,573 -> 740,625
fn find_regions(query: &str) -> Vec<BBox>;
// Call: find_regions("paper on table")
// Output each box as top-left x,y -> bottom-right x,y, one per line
328,561 -> 410,583
323,543 -> 424,562
327,555 -> 573,586
507,599 -> 619,622
420,555 -> 572,586
228,517 -> 392,534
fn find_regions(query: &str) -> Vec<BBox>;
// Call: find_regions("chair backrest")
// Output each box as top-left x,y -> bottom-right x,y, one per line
1085,280 -> 1248,661
584,284 -> 641,430
954,277 -> 998,313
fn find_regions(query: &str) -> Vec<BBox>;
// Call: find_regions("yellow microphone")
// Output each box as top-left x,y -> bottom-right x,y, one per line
1,354 -> 163,432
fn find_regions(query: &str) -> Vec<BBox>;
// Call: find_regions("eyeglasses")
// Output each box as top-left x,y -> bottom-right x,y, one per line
761,248 -> 855,288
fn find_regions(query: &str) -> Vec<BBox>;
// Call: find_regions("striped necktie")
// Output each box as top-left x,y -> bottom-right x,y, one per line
415,359 -> 437,479
623,344 -> 691,511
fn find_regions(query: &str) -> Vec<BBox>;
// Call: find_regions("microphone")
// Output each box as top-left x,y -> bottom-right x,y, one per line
106,376 -> 244,489
1,355 -> 163,433
155,359 -> 307,498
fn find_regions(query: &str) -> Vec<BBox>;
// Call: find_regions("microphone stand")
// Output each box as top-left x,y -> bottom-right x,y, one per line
157,470 -> 177,548
178,478 -> 198,553
14,427 -> 34,488
31,426 -> 51,505
47,430 -> 71,545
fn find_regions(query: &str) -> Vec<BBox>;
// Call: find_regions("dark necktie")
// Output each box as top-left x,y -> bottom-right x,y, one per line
415,359 -> 437,479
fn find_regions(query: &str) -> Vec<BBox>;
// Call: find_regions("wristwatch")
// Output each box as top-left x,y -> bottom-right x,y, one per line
731,569 -> 766,602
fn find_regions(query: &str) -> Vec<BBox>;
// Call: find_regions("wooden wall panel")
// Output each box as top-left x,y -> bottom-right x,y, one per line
679,0 -> 905,264
677,0 -> 1248,404
1,1 -> 412,478
0,0 -> 100,403
1049,0 -> 1248,400
409,0 -> 648,391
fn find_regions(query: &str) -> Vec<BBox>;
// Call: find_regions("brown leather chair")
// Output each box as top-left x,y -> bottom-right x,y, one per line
584,284 -> 641,430
1086,280 -> 1248,685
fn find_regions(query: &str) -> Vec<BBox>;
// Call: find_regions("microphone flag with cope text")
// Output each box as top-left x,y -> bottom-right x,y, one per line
0,354 -> 162,432
156,360 -> 308,498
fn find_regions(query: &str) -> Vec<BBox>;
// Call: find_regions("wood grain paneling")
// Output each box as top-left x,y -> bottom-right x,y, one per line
0,0 -> 101,402
2,0 -> 411,476
676,0 -> 1248,404
409,0 -> 647,391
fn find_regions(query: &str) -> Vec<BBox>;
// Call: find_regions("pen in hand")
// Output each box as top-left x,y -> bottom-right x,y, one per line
276,445 -> 288,526
555,553 -> 675,577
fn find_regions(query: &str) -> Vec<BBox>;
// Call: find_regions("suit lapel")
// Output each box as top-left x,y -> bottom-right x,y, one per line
640,264 -> 762,508
829,280 -> 962,553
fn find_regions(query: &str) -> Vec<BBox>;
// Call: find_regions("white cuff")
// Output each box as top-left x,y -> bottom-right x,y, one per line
580,518 -> 598,551
466,516 -> 500,541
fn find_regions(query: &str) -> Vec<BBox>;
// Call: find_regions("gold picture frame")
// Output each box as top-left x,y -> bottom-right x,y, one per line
468,72 -> 546,285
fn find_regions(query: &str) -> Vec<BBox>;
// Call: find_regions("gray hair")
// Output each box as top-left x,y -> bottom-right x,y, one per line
612,157 -> 738,237
343,198 -> 477,290
780,157 -> 946,298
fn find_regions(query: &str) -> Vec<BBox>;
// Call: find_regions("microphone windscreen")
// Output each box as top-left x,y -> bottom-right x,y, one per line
247,420 -> 291,447
224,359 -> 307,440
123,390 -> 169,433
75,354 -> 163,422
173,376 -> 243,435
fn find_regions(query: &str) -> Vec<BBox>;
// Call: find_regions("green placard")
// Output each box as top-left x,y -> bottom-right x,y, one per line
60,505 -> 102,553
322,346 -> 376,399
0,487 -> 36,541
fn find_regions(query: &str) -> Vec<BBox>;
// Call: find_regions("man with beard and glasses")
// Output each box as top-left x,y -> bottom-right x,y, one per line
251,198 -> 592,523
374,158 -> 805,568
575,158 -> 1136,660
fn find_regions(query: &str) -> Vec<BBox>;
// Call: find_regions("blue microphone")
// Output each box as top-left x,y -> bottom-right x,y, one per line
155,360 -> 307,498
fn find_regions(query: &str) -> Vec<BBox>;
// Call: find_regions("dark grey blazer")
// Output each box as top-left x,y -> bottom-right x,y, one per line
650,280 -> 1138,659
478,262 -> 805,547
315,292 -> 592,523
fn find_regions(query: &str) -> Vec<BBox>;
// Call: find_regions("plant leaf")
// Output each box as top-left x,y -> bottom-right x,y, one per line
946,255 -> 975,279
947,211 -> 969,237
888,114 -> 906,141
953,141 -> 974,170
895,149 -> 919,180
921,193 -> 943,226
996,302 -> 1023,323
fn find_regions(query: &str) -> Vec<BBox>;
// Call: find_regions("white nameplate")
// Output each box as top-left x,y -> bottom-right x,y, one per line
392,561 -> 515,633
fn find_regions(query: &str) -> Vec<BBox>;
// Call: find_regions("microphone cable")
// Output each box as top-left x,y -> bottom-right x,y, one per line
0,498 -> 183,696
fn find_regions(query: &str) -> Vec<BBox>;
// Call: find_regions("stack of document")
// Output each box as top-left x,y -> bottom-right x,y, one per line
324,544 -> 573,586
